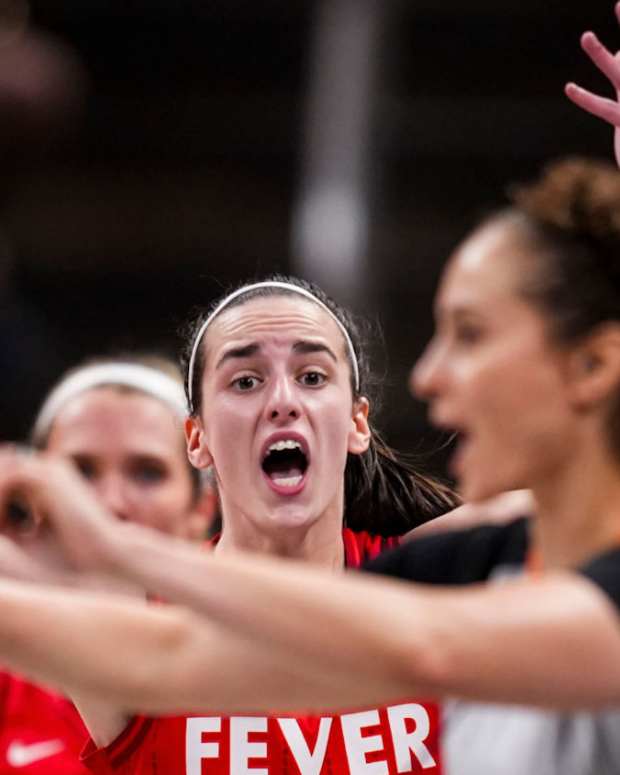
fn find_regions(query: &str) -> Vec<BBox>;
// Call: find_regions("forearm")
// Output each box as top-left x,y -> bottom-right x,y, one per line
108,524 -> 437,690
0,576 -> 406,715
0,578 -> 192,704
107,524 -> 620,709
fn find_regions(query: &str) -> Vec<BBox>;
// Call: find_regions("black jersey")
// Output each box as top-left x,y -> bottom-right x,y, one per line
363,518 -> 620,775
364,517 -> 620,609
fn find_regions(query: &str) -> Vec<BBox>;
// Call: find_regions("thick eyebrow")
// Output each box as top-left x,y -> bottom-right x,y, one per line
292,340 -> 338,363
215,343 -> 261,370
215,340 -> 338,370
434,302 -> 475,323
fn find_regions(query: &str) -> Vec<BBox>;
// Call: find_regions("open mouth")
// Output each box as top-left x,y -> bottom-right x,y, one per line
261,439 -> 309,492
449,430 -> 471,477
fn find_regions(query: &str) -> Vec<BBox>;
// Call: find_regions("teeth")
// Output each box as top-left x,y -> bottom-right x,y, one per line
272,475 -> 303,488
268,440 -> 302,453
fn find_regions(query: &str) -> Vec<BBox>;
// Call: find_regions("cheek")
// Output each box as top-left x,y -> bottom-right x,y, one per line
472,366 -> 573,472
135,471 -> 194,511
315,397 -> 354,464
202,397 -> 255,466
460,347 -> 556,420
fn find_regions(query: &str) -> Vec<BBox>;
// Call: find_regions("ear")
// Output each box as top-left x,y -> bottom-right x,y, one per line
567,324 -> 620,411
185,416 -> 213,469
348,396 -> 371,455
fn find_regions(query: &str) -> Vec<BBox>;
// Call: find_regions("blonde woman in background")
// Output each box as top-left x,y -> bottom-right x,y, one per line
0,356 -> 215,775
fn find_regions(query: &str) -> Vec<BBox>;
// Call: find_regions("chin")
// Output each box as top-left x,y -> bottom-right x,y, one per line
460,471 -> 512,504
265,505 -> 320,531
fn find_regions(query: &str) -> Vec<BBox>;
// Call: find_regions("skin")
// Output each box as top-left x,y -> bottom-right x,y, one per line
46,387 -> 203,539
565,2 -> 620,166
408,488 -> 535,540
0,233 -> 619,718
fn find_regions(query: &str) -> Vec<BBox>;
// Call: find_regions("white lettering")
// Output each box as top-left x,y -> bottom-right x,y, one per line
186,717 -> 221,775
387,704 -> 436,771
278,717 -> 333,775
341,710 -> 387,775
230,717 -> 268,775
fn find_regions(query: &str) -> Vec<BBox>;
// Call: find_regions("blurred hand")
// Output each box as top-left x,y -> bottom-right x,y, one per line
0,446 -> 120,577
565,3 -> 620,167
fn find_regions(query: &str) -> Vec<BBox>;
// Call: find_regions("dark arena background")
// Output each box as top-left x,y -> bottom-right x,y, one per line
0,0 -> 615,477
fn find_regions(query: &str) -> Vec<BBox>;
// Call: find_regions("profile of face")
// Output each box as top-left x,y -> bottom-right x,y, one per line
186,295 -> 370,534
412,219 -> 587,502
46,387 -> 208,539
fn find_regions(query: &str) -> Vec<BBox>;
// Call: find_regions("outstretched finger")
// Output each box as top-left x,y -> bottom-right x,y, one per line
565,82 -> 620,127
580,32 -> 620,90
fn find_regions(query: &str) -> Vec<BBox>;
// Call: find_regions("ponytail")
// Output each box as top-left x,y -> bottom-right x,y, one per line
344,429 -> 459,537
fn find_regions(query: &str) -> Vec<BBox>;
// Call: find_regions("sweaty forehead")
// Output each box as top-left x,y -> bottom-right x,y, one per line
204,295 -> 346,354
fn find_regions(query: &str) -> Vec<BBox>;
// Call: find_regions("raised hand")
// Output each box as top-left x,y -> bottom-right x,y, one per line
0,446 -> 120,576
565,3 -> 620,166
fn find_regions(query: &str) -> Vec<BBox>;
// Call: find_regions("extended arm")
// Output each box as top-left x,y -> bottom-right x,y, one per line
103,523 -> 620,710
0,575 -> 407,716
2,450 -> 620,713
404,489 -> 534,540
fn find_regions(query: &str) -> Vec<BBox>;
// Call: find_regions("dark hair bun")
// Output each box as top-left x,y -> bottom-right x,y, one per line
511,157 -> 620,242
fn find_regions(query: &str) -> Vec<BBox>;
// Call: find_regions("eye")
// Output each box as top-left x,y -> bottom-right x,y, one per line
131,462 -> 166,484
298,371 -> 326,387
454,322 -> 483,345
232,375 -> 262,392
71,456 -> 97,481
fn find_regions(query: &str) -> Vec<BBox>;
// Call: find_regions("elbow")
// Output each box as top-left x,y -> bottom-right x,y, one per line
388,625 -> 456,700
135,608 -> 198,710
96,607 -> 198,713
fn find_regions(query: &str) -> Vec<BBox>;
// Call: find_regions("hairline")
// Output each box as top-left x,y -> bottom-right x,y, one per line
197,293 -> 356,396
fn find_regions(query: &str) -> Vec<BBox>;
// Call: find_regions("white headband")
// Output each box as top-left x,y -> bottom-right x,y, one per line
33,362 -> 188,445
187,281 -> 360,408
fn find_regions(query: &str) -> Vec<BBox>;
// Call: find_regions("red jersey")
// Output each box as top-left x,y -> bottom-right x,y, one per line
0,672 -> 90,774
82,530 -> 442,775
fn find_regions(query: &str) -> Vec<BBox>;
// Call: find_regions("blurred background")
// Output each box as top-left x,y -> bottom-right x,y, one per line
0,0 -> 616,477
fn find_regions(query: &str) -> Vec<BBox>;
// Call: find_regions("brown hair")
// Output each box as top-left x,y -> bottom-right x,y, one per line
488,157 -> 620,457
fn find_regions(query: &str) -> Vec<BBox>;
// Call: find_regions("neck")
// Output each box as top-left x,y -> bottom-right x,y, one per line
530,440 -> 620,570
214,498 -> 346,570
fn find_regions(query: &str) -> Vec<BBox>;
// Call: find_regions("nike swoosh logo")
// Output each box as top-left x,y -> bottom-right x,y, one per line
6,740 -> 65,767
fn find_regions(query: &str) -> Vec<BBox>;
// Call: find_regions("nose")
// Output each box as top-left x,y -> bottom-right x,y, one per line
409,337 -> 446,401
263,374 -> 302,424
94,473 -> 132,521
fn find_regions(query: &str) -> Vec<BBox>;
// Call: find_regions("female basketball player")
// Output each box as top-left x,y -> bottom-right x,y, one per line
0,357 -> 214,775
91,279 -> 461,774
